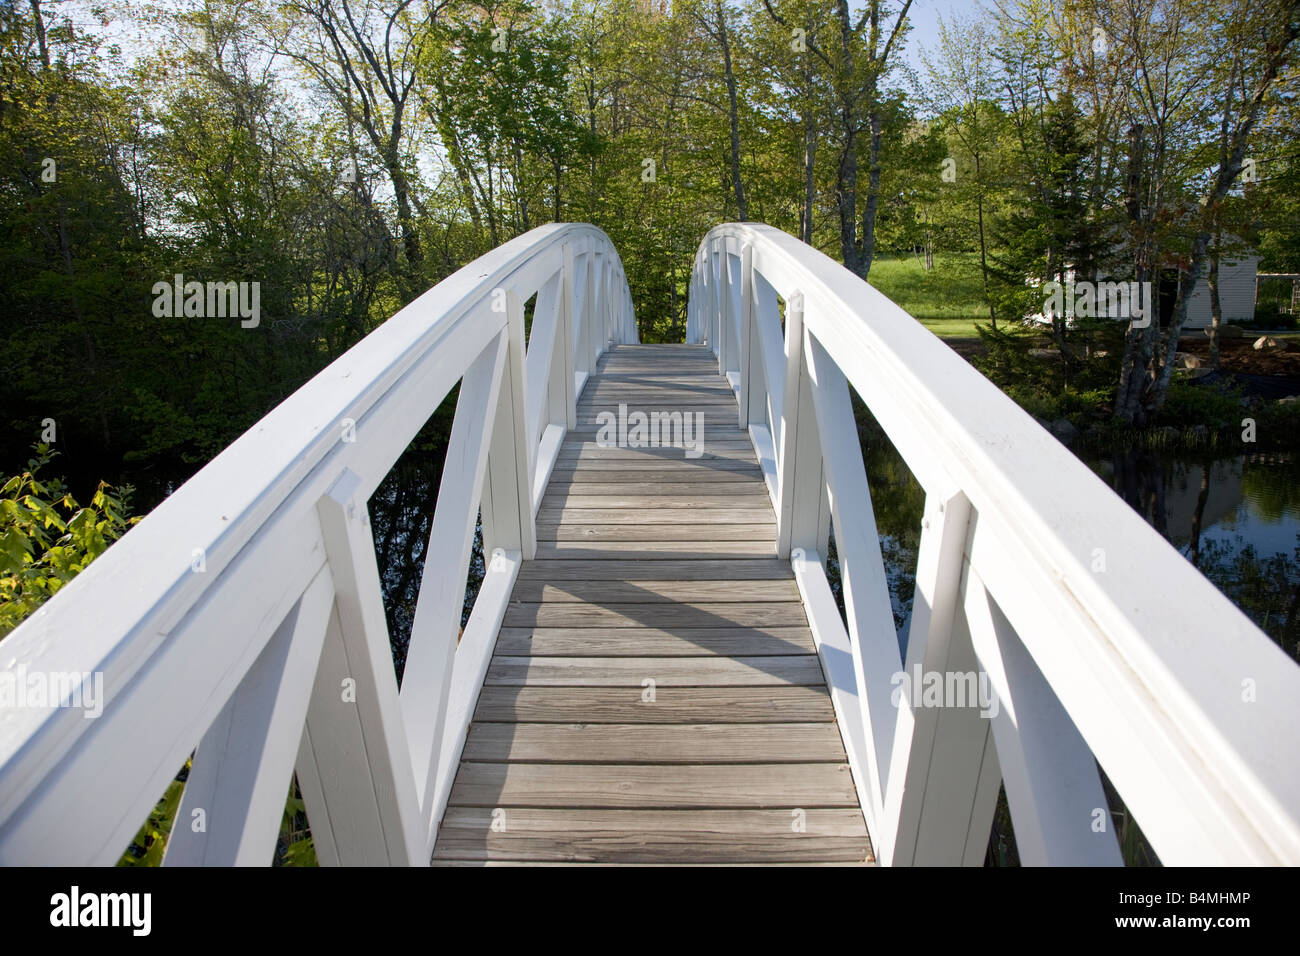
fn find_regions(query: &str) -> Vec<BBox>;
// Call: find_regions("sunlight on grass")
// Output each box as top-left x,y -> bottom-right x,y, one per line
868,253 -> 990,321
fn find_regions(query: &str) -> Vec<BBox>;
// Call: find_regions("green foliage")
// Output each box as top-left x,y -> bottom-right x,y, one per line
0,445 -> 137,638
971,318 -> 1124,422
119,762 -> 188,866
276,778 -> 318,867
1156,382 -> 1244,431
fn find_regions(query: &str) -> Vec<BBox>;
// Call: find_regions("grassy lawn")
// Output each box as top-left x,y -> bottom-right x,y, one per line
916,318 -> 988,338
868,252 -> 991,323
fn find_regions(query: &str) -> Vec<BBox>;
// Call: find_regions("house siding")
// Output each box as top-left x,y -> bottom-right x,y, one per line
1183,255 -> 1259,328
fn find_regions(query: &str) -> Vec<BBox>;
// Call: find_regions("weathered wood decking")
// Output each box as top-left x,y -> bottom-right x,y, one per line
433,343 -> 873,865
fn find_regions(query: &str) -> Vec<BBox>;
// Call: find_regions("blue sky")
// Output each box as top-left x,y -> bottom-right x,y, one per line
896,0 -> 991,73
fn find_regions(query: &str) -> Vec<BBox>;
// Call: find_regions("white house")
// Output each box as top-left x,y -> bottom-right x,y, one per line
1181,251 -> 1260,328
1024,243 -> 1260,329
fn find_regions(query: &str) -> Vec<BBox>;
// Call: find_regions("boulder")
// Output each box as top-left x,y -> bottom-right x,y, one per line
1048,418 -> 1080,445
1248,335 -> 1289,351
1175,351 -> 1203,369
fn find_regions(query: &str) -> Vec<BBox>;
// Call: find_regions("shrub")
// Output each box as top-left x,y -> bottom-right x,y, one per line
0,445 -> 138,638
1157,381 -> 1243,430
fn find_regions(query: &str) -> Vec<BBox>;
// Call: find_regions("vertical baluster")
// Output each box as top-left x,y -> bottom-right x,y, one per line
877,489 -> 1003,866
737,243 -> 760,429
776,292 -> 829,559
481,288 -> 538,561
560,245 -> 578,425
570,245 -> 589,390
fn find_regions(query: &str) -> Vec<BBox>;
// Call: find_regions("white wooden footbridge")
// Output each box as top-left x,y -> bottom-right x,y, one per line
1,224 -> 1297,866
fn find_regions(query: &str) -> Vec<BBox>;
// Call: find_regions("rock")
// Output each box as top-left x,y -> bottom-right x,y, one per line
1278,395 -> 1300,405
1254,335 -> 1282,350
1048,418 -> 1080,445
1175,351 -> 1203,369
1217,324 -> 1246,339
1028,348 -> 1057,359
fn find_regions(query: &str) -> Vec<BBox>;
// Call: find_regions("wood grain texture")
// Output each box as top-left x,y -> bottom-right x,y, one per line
437,343 -> 870,865
502,602 -> 807,628
516,558 -> 793,580
447,762 -> 861,808
494,625 -> 816,657
484,654 -> 826,686
508,579 -> 801,603
471,685 -> 837,723
433,808 -> 871,863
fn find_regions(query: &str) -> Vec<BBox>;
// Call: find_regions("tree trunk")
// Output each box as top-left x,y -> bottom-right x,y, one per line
716,0 -> 747,221
974,151 -> 995,330
860,105 -> 883,278
1208,233 -> 1222,371
801,105 -> 816,243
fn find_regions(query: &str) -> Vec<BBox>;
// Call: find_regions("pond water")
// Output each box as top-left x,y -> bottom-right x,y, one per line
1083,450 -> 1300,657
849,418 -> 1300,865
855,418 -> 1300,661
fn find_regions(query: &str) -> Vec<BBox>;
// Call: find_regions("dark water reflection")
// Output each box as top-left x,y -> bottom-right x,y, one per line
850,405 -> 1300,865
365,400 -> 484,685
1084,450 -> 1300,659
850,397 -> 1300,661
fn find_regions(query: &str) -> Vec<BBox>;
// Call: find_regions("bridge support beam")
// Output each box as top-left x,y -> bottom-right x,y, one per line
775,292 -> 829,560
297,469 -> 425,866
165,567 -> 334,866
876,489 -> 1002,866
963,561 -> 1123,866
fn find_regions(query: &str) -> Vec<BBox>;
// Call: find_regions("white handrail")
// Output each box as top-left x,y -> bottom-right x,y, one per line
688,222 -> 1300,866
0,223 -> 636,865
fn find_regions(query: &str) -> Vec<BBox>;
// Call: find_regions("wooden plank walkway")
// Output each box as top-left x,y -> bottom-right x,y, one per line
433,343 -> 873,865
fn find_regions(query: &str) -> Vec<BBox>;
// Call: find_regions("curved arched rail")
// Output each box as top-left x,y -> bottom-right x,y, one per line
0,223 -> 636,865
687,222 -> 1300,866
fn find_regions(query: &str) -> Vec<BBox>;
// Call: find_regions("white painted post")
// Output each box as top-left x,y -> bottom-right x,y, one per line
524,274 -> 563,472
481,289 -> 538,561
560,245 -> 578,427
738,243 -> 768,430
297,469 -> 424,866
711,241 -> 725,369
583,249 -> 600,373
165,567 -> 335,866
571,246 -> 589,386
877,490 -> 1003,866
775,292 -> 829,559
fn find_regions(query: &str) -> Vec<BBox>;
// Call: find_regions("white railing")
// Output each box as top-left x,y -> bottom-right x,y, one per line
0,223 -> 636,865
688,222 -> 1300,866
